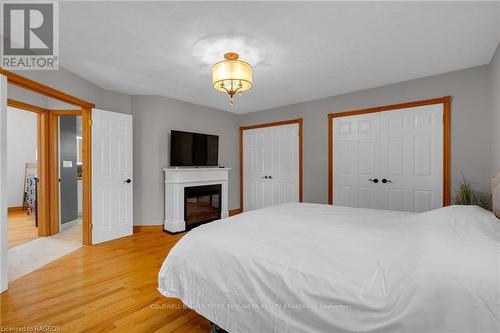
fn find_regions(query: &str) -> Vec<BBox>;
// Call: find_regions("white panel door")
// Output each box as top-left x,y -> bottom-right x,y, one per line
333,114 -> 380,208
333,104 -> 443,212
243,127 -> 266,210
92,109 -> 133,244
378,105 -> 443,212
243,123 -> 299,211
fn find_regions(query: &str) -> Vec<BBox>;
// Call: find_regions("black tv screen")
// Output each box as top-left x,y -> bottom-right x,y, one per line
170,130 -> 219,167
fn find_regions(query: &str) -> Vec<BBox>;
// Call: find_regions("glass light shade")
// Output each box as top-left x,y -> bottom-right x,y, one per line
212,59 -> 253,94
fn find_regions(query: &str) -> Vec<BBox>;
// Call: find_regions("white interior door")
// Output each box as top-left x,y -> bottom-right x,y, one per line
243,123 -> 299,211
378,105 -> 443,211
333,113 -> 380,208
0,75 -> 7,292
92,109 -> 133,244
333,104 -> 444,212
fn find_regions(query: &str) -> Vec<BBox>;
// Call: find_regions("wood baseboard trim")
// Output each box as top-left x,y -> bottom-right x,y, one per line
133,225 -> 163,233
8,206 -> 25,212
229,208 -> 242,216
134,211 -> 243,233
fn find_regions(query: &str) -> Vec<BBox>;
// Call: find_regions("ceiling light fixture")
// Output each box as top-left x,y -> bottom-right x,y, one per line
212,52 -> 252,105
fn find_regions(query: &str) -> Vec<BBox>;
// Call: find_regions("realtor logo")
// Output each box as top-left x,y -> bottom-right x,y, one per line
1,1 -> 59,70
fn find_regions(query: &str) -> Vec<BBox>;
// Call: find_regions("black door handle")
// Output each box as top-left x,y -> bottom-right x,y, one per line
124,179 -> 132,183
368,178 -> 379,183
382,179 -> 392,184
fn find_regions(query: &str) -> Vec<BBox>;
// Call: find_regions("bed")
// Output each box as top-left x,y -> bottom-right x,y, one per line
158,201 -> 500,332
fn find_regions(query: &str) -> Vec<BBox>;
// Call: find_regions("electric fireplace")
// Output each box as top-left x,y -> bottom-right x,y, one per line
184,184 -> 222,229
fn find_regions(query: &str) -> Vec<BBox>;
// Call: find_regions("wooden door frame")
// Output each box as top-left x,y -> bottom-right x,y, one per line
240,118 -> 303,211
6,99 -> 50,236
327,96 -> 451,206
1,69 -> 95,245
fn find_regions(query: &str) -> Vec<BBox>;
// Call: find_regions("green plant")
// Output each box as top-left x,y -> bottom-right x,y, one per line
454,176 -> 492,211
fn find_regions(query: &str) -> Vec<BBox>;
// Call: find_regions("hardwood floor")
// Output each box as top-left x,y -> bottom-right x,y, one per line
0,229 -> 212,332
8,209 -> 38,248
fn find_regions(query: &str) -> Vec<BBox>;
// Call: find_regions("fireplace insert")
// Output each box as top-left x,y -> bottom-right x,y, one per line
184,184 -> 222,229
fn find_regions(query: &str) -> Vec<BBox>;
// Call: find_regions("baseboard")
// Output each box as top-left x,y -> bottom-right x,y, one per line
8,206 -> 24,212
133,225 -> 164,233
229,208 -> 242,216
134,211 -> 242,234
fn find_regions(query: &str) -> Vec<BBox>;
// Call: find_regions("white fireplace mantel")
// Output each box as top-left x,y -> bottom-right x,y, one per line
163,167 -> 231,232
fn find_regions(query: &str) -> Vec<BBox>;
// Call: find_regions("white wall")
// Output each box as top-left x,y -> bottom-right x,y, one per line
132,95 -> 240,226
14,67 -> 132,114
491,43 -> 500,174
7,107 -> 37,207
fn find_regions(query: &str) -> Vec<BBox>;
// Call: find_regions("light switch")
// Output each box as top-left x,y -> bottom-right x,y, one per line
63,160 -> 73,168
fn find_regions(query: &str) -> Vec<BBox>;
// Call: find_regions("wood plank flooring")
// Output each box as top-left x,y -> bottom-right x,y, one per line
0,228 -> 211,332
8,209 -> 38,248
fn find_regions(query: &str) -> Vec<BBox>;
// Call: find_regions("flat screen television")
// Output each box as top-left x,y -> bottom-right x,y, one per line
170,130 -> 219,167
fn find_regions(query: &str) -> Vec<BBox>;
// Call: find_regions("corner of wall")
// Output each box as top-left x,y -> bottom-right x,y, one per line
491,42 -> 500,175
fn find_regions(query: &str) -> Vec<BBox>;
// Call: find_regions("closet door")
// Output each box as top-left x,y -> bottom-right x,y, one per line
333,114 -> 380,208
266,124 -> 300,206
332,104 -> 444,212
378,105 -> 443,212
243,123 -> 300,211
243,127 -> 267,210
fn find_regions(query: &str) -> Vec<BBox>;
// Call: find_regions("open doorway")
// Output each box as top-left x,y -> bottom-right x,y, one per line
6,108 -> 86,282
0,70 -> 94,287
6,106 -> 39,249
6,111 -> 87,282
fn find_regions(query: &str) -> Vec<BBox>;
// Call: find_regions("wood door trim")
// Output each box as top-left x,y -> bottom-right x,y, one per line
37,111 -> 50,236
51,110 -> 83,116
0,69 -> 95,109
239,118 -> 303,211
327,96 -> 451,206
48,113 -> 59,234
240,118 -> 304,131
2,71 -> 93,244
6,99 -> 50,236
81,107 -> 92,245
7,99 -> 48,114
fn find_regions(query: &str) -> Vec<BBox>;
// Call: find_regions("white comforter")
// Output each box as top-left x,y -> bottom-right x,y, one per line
158,203 -> 500,333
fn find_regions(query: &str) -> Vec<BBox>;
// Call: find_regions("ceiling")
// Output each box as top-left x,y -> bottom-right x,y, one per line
59,1 -> 500,114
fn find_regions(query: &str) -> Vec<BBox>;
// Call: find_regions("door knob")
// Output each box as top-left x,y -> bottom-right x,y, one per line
368,178 -> 379,183
124,178 -> 132,183
382,178 -> 392,184
261,176 -> 268,179
268,175 -> 273,179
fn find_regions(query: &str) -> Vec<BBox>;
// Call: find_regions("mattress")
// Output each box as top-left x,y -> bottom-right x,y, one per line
158,203 -> 500,332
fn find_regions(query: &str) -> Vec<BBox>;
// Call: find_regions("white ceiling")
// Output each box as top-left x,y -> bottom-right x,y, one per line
59,1 -> 500,114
